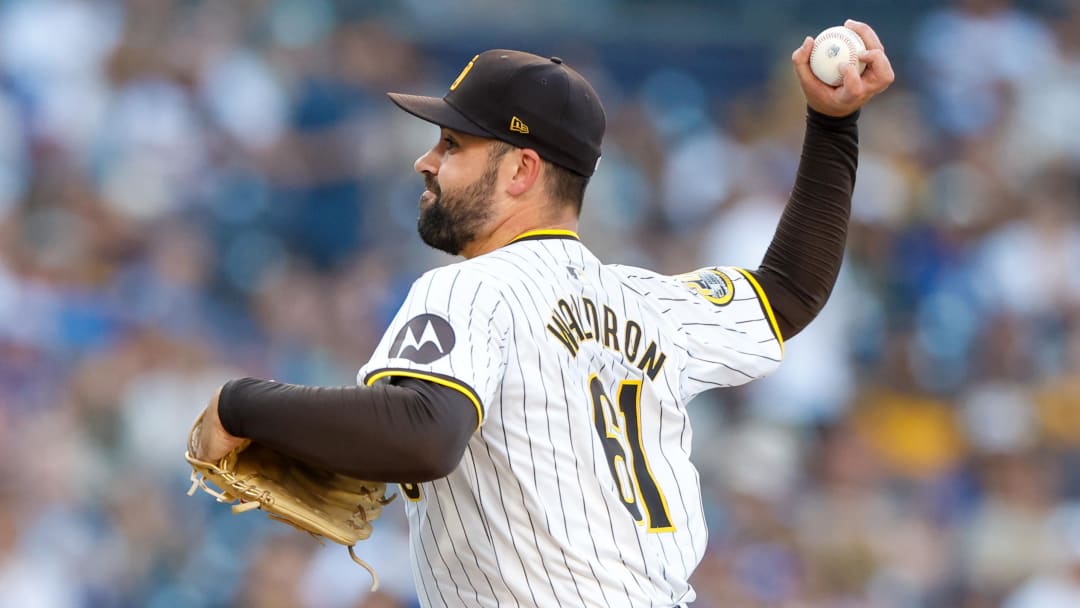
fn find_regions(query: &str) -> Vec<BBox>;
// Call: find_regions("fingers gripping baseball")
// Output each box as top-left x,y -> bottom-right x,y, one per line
793,19 -> 894,117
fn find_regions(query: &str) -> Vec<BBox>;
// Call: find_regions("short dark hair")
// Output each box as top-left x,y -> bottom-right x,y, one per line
543,161 -> 589,215
488,140 -> 589,214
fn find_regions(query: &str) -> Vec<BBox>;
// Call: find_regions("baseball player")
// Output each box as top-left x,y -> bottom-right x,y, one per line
194,20 -> 893,607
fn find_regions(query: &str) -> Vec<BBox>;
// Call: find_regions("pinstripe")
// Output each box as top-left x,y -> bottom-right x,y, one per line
581,349 -> 637,606
681,322 -> 747,334
411,272 -> 457,608
424,487 -> 471,606
728,346 -> 784,362
477,412 -> 528,606
520,248 -> 575,529
556,362 -> 608,606
556,550 -> 587,608
464,282 -> 485,420
613,282 -> 665,594
707,360 -> 752,379
442,469 -> 498,602
494,300 -> 544,607
525,248 -> 591,608
694,347 -> 782,363
445,269 -> 462,311
474,296 -> 520,606
498,252 -> 566,605
422,268 -> 436,311
409,542 -> 439,608
465,443 -> 495,549
429,478 -> 484,604
415,508 -> 450,608
687,376 -> 734,387
469,438 -> 520,606
442,271 -> 462,404
627,292 -> 682,608
590,250 -> 652,604
655,369 -> 694,572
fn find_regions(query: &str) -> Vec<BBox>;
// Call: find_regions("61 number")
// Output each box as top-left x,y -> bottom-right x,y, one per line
589,375 -> 674,533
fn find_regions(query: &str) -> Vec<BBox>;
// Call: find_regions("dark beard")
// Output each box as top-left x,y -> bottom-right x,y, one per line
417,163 -> 499,255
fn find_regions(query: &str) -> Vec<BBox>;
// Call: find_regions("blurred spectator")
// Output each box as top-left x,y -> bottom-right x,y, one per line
913,0 -> 1054,140
1003,504 -> 1080,608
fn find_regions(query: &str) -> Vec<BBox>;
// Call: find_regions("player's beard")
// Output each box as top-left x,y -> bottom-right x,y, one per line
417,161 -> 499,255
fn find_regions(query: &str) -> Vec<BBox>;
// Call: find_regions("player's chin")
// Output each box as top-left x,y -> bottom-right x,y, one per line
418,228 -> 464,256
417,207 -> 464,255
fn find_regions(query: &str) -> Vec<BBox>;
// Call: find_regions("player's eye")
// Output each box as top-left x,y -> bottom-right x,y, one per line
442,136 -> 457,151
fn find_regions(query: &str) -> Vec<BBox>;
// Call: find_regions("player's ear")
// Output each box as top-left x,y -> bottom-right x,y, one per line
505,148 -> 542,197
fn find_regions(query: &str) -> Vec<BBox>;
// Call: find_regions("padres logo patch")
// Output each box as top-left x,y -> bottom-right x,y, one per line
677,269 -> 734,306
389,314 -> 456,363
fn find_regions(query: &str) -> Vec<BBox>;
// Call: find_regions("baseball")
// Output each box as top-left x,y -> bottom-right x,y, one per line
809,26 -> 867,86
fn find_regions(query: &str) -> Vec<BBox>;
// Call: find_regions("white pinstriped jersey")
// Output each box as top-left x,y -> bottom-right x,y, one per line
357,230 -> 784,608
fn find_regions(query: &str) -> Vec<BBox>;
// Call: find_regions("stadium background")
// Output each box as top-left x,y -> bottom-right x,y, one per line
1,0 -> 1079,606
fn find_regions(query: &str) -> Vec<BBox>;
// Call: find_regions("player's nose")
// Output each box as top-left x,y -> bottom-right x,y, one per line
414,146 -> 439,176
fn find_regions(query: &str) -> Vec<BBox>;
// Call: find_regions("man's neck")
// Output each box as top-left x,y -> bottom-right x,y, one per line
460,216 -> 578,259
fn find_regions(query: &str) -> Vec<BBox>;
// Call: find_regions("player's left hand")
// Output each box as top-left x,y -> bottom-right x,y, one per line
792,19 -> 895,117
194,386 -> 246,462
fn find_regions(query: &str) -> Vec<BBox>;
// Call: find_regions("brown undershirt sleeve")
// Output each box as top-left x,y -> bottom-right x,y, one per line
748,106 -> 859,340
216,376 -> 477,483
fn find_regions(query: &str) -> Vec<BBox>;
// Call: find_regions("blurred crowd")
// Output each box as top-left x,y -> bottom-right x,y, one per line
0,0 -> 1079,606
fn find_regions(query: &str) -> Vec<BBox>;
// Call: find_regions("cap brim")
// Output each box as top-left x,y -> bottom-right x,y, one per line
387,93 -> 493,139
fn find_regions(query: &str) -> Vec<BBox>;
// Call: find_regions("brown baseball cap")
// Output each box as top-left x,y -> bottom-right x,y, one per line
388,49 -> 606,177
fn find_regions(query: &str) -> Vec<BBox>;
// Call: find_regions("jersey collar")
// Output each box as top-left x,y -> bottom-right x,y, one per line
508,229 -> 581,244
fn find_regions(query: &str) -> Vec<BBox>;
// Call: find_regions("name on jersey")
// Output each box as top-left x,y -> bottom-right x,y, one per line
545,295 -> 667,380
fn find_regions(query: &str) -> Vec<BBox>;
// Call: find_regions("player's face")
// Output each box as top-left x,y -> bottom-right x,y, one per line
414,129 -> 504,255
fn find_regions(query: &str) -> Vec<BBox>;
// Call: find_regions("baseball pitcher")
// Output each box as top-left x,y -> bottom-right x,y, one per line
190,19 -> 894,608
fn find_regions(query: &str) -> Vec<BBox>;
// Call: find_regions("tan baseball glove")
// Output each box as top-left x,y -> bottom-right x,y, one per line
184,412 -> 394,590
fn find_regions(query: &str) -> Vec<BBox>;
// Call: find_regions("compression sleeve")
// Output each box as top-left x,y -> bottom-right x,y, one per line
216,377 -> 477,483
749,106 -> 859,340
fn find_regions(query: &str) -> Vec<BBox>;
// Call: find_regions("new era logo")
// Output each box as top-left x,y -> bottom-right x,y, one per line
388,314 -> 456,364
509,116 -> 530,134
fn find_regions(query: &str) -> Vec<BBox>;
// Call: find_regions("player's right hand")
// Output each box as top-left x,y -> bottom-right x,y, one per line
194,386 -> 246,462
792,19 -> 895,117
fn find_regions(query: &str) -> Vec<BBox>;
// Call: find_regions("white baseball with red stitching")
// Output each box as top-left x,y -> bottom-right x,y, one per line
809,26 -> 867,86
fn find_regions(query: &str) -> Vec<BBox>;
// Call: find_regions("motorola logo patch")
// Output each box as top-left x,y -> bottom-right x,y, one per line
389,314 -> 456,363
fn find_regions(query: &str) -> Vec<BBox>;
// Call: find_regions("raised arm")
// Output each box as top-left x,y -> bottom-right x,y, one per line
748,19 -> 894,340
